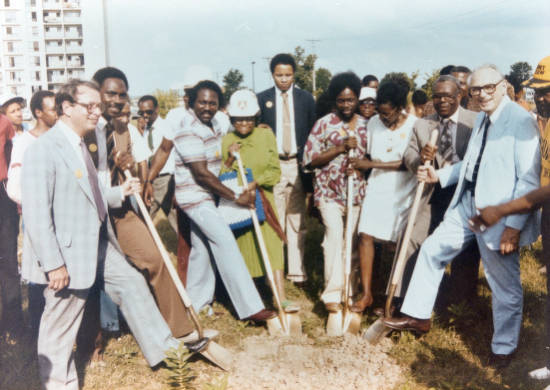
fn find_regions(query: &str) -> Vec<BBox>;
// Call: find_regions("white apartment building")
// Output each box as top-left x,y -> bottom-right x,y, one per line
0,0 -> 105,108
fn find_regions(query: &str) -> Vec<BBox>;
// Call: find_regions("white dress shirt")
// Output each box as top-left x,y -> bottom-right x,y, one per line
275,84 -> 297,155
143,116 -> 175,175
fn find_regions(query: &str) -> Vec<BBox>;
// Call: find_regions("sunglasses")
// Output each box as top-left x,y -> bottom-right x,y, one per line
138,109 -> 155,116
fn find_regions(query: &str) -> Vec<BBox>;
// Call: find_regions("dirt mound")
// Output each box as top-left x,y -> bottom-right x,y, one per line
227,334 -> 404,390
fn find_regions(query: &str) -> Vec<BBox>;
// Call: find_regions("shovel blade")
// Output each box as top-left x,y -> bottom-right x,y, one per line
266,317 -> 285,336
363,318 -> 391,345
326,310 -> 344,337
343,311 -> 362,335
285,312 -> 302,336
200,341 -> 233,371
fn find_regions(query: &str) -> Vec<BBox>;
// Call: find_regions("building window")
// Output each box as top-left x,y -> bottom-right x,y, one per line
35,71 -> 41,81
33,42 -> 39,51
31,0 -> 36,6
4,0 -> 10,7
34,56 -> 40,66
6,27 -> 12,35
32,12 -> 37,22
7,42 -> 14,52
9,57 -> 15,67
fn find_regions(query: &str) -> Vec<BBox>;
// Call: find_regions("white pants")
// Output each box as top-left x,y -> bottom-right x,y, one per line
317,199 -> 361,304
273,158 -> 307,282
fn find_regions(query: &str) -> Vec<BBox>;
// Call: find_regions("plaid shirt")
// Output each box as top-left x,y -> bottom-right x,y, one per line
173,109 -> 224,209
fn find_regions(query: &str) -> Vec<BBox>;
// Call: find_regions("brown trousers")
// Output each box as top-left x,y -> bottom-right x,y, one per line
112,205 -> 193,337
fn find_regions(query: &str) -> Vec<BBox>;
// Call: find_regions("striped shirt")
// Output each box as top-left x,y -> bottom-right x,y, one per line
173,109 -> 224,209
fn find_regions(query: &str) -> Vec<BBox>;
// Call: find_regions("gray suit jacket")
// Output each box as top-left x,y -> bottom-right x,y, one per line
21,123 -> 123,289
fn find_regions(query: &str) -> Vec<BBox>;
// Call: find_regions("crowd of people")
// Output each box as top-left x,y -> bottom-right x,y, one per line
1,52 -> 550,389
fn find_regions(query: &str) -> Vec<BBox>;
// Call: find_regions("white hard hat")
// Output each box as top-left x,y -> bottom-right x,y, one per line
183,65 -> 214,89
227,89 -> 260,117
0,93 -> 25,108
359,87 -> 376,101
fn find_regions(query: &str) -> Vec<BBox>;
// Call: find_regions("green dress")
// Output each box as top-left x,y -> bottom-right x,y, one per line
220,127 -> 284,277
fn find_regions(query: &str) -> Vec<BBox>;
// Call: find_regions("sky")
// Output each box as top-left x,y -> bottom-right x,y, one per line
85,0 -> 550,96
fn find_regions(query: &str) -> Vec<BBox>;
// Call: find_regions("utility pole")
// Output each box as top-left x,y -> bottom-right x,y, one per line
102,0 -> 110,66
306,39 -> 320,92
251,61 -> 256,92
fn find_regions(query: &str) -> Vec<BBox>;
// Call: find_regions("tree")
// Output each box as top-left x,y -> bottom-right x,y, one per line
315,67 -> 332,97
421,69 -> 441,99
222,68 -> 244,102
506,61 -> 532,92
154,89 -> 180,118
292,46 -> 331,98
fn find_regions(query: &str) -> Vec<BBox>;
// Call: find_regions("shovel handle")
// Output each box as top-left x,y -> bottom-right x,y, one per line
233,153 -> 288,332
385,129 -> 439,317
124,170 -> 204,336
343,134 -> 356,311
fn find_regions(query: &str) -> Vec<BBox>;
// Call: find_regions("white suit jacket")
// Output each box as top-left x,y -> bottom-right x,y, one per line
438,97 -> 541,250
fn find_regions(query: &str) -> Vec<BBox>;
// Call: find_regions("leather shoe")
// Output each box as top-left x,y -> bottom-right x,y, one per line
245,309 -> 277,322
383,315 -> 431,334
183,337 -> 209,353
488,352 -> 514,369
178,329 -> 219,343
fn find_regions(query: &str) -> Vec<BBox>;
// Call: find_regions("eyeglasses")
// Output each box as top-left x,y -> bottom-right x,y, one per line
469,79 -> 503,96
432,94 -> 458,102
73,101 -> 102,113
138,109 -> 155,116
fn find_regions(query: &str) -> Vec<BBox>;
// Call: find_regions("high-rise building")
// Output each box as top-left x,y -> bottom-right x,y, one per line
0,0 -> 105,108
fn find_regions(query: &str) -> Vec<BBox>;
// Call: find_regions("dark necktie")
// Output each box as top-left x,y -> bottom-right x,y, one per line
438,118 -> 453,162
80,140 -> 107,222
147,125 -> 154,152
472,115 -> 491,185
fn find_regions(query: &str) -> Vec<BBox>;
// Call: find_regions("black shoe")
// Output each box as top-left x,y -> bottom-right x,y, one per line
488,352 -> 514,369
184,337 -> 209,353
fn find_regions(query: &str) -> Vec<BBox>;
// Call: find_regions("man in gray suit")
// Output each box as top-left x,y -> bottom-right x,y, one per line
384,65 -> 540,368
370,76 -> 479,313
21,79 -> 204,390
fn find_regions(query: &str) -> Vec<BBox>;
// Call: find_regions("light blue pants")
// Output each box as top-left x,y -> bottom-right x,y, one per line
401,190 -> 523,355
99,289 -> 120,332
184,202 -> 264,319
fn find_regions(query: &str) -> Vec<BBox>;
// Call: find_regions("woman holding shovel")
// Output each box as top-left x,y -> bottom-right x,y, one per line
350,77 -> 417,313
303,72 -> 368,314
220,89 -> 297,312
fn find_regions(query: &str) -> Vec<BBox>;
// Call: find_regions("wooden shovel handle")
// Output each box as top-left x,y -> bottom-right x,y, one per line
124,170 -> 204,336
385,129 -> 439,316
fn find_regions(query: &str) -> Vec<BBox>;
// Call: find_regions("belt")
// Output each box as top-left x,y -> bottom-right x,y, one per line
279,154 -> 297,161
158,173 -> 172,177
464,179 -> 476,193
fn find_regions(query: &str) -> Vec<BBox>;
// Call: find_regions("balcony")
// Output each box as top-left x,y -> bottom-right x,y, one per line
44,31 -> 64,39
45,45 -> 64,54
44,15 -> 62,24
63,1 -> 81,9
42,1 -> 63,10
64,42 -> 82,53
64,29 -> 82,39
47,74 -> 66,84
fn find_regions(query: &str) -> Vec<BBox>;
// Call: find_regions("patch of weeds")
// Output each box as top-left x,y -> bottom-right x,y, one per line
202,374 -> 228,390
164,342 -> 196,389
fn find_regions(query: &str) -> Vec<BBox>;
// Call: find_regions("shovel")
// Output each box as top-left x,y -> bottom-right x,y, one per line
363,129 -> 439,344
233,153 -> 302,336
124,170 -> 233,370
326,131 -> 362,337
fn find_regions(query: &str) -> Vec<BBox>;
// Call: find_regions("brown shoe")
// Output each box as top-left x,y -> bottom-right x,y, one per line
245,309 -> 277,322
325,302 -> 343,313
383,315 -> 431,334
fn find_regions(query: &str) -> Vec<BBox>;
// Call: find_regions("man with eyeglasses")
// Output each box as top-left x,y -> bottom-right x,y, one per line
381,75 -> 479,315
78,67 -> 203,364
384,64 -> 540,369
20,79 -> 207,390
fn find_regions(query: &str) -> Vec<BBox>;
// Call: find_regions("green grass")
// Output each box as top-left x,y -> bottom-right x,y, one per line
2,215 -> 549,389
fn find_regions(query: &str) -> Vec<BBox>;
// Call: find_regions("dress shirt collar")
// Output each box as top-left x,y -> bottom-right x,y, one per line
97,116 -> 108,133
58,118 -> 83,148
275,84 -> 294,97
488,95 -> 510,124
437,109 -> 459,125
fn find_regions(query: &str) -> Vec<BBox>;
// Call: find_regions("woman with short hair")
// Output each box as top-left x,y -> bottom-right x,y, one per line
350,77 -> 417,312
